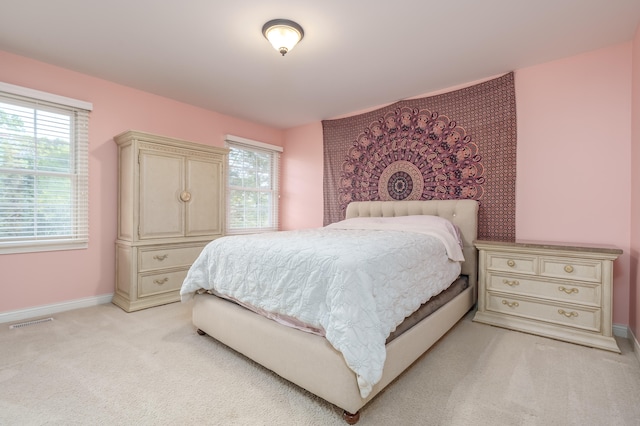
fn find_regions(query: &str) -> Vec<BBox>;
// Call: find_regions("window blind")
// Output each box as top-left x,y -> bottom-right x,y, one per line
225,135 -> 282,234
0,83 -> 91,254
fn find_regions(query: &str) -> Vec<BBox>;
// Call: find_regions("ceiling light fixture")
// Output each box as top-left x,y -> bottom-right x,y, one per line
262,19 -> 304,56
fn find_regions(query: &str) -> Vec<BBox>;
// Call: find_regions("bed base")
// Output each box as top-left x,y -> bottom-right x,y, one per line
193,281 -> 474,422
191,199 -> 478,423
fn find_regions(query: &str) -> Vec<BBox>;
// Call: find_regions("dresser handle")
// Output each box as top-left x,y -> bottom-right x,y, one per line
558,309 -> 578,318
564,265 -> 574,273
503,279 -> 520,287
507,260 -> 516,267
153,254 -> 169,261
502,299 -> 519,308
558,286 -> 579,295
180,191 -> 192,202
153,277 -> 169,285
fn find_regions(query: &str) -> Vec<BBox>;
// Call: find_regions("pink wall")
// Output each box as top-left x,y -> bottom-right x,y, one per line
0,50 -> 283,313
516,44 -> 632,325
2,39 -> 637,330
631,25 -> 640,339
280,122 -> 324,230
283,43 -> 635,326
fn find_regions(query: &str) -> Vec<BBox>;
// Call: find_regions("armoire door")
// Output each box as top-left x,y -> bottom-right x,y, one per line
185,156 -> 223,237
138,149 -> 185,239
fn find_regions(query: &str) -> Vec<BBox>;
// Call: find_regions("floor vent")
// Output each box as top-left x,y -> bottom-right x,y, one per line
9,317 -> 54,329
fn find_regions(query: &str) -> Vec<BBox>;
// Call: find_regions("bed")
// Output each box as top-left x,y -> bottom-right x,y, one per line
181,199 -> 479,424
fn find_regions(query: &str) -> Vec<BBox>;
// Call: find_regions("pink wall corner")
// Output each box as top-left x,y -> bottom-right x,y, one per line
0,50 -> 283,313
281,122 -> 324,230
515,43 -> 633,325
631,23 -> 640,339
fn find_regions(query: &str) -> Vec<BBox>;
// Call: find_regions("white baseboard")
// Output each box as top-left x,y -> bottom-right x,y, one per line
630,328 -> 640,365
2,297 -> 639,364
613,323 -> 640,364
0,294 -> 114,324
613,323 -> 629,338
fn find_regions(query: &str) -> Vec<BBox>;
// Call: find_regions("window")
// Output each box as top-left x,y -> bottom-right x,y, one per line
225,135 -> 282,234
0,82 -> 92,254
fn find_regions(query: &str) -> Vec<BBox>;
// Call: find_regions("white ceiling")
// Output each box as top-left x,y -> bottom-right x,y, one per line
1,1 -> 639,129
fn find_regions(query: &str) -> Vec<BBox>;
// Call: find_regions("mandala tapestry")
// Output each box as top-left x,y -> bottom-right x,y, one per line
322,72 -> 516,241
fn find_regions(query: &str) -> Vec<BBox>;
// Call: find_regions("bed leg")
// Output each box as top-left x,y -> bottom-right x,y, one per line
342,410 -> 360,424
196,328 -> 206,336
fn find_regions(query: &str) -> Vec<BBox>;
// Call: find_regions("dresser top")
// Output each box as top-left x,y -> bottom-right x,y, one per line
474,239 -> 623,256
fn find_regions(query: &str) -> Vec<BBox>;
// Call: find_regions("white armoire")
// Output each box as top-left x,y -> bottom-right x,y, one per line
113,130 -> 228,312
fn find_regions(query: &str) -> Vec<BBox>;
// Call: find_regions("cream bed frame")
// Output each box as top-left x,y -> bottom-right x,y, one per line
192,199 -> 479,424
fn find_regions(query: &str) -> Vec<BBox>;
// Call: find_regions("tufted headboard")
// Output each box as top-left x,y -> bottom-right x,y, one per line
345,200 -> 479,289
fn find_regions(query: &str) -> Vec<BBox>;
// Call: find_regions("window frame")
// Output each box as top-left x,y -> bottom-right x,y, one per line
0,82 -> 92,254
225,134 -> 282,235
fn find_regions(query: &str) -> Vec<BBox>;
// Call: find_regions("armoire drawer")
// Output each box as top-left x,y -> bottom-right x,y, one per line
486,273 -> 601,306
139,244 -> 205,271
138,269 -> 188,297
485,293 -> 601,333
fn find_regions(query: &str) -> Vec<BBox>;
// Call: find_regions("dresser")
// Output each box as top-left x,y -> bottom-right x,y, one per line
113,130 -> 228,312
473,240 -> 622,352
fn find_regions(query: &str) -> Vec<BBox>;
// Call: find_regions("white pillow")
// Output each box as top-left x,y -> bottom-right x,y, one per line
326,215 -> 465,262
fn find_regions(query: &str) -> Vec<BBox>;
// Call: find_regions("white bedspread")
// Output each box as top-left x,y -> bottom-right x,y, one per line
180,217 -> 462,398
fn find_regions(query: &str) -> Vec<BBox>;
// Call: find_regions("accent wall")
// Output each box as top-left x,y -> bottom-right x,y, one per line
283,42 -> 634,328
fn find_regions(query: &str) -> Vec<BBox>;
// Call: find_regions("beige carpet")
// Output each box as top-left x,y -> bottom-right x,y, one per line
1,301 -> 639,426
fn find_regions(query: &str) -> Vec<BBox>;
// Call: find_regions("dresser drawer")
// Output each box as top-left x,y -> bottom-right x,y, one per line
138,269 -> 188,297
486,293 -> 601,333
485,252 -> 537,275
139,244 -> 205,271
540,257 -> 602,283
486,273 -> 601,306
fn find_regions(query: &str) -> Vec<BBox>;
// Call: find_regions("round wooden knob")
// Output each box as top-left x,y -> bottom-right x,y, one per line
180,191 -> 191,202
